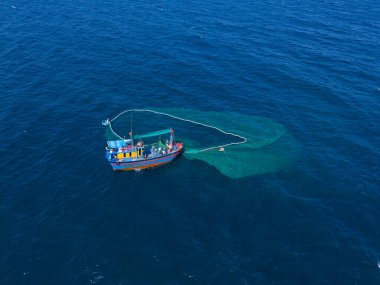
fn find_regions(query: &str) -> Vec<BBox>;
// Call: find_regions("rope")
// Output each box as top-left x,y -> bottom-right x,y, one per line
106,109 -> 247,153
107,120 -> 124,140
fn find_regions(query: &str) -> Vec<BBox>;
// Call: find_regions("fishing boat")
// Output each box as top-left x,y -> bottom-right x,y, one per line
105,128 -> 183,171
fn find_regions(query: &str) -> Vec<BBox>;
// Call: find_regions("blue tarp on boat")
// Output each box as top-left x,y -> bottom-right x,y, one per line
107,139 -> 131,149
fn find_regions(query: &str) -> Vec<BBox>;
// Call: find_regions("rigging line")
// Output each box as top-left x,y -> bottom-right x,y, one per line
108,121 -> 123,140
107,109 -> 248,152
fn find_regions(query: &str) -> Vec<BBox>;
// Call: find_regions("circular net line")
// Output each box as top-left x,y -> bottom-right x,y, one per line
104,109 -> 247,153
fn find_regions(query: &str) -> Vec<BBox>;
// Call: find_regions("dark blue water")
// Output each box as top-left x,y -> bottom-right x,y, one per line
1,0 -> 380,283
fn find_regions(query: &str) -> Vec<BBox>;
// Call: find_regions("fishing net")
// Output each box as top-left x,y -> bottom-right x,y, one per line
104,108 -> 299,178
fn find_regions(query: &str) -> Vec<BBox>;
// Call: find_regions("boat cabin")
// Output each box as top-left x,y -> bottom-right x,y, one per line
105,128 -> 180,163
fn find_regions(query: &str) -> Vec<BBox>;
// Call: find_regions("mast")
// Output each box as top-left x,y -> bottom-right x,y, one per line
129,112 -> 134,145
170,128 -> 174,144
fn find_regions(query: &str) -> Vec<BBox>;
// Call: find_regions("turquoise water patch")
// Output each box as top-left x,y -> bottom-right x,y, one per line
155,108 -> 299,178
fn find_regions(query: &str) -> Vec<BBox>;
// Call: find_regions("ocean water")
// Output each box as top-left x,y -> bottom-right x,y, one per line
1,0 -> 379,284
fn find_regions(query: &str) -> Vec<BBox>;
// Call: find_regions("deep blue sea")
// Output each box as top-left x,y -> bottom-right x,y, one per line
1,0 -> 380,284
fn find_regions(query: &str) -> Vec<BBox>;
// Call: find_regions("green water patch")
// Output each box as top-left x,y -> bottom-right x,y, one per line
154,108 -> 298,178
105,108 -> 299,179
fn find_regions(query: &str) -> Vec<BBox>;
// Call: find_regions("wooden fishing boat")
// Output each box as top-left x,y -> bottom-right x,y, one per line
105,128 -> 183,171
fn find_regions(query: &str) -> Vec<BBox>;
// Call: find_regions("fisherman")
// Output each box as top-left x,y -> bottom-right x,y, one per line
151,145 -> 156,155
166,139 -> 173,151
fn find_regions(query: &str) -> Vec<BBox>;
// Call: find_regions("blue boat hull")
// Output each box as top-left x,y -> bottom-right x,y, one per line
110,148 -> 182,171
